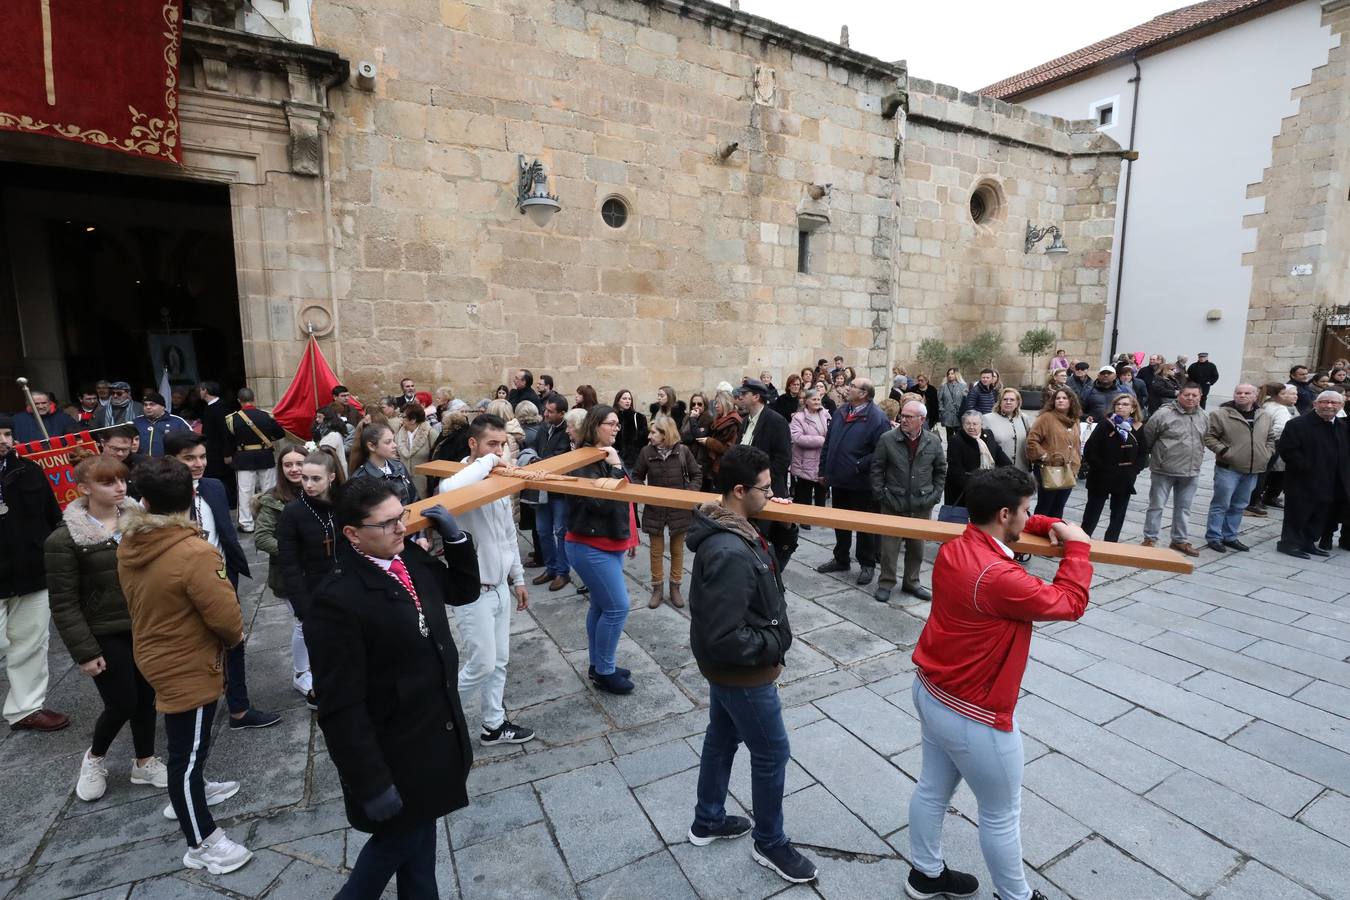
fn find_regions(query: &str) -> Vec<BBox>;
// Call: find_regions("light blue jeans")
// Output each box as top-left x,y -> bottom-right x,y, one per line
566,541 -> 629,676
909,678 -> 1030,900
1205,467 -> 1257,544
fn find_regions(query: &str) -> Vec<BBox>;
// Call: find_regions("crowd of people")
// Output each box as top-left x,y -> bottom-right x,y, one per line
3,346 -> 1348,897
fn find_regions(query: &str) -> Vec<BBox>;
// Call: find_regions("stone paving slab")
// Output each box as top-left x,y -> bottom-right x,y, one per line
7,455 -> 1350,898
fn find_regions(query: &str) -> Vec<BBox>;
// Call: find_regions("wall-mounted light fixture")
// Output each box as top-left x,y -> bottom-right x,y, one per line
517,155 -> 561,227
1025,223 -> 1068,254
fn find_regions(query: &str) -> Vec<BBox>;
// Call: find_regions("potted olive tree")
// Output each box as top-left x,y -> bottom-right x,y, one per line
1017,327 -> 1056,411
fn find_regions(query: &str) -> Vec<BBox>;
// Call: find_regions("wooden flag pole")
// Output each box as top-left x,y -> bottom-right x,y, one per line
411,453 -> 1193,575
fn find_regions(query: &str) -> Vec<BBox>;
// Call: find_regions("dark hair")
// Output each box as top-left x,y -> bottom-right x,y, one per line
334,476 -> 398,529
965,467 -> 1036,525
303,448 -> 345,493
237,387 -> 255,404
102,424 -> 139,442
612,388 -> 633,408
270,441 -> 307,504
470,413 -> 507,442
144,391 -> 166,406
540,374 -> 554,390
401,403 -> 426,424
575,385 -> 598,410
332,384 -> 349,397
518,368 -> 533,387
1045,388 -> 1083,421
717,445 -> 770,494
351,422 -> 393,469
199,381 -> 221,398
579,405 -> 616,447
495,384 -> 509,398
1289,365 -> 1308,377
133,456 -> 194,514
1179,381 -> 1204,393
164,431 -> 206,458
543,393 -> 569,415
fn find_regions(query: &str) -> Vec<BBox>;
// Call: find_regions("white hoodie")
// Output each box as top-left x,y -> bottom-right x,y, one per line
438,454 -> 524,588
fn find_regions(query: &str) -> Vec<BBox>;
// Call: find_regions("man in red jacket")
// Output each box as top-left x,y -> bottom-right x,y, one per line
905,467 -> 1091,900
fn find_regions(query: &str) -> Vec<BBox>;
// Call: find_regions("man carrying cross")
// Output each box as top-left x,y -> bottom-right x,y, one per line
436,414 -> 536,747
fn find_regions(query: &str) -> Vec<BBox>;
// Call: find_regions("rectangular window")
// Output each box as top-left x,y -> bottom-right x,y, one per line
1098,104 -> 1114,127
797,230 -> 810,274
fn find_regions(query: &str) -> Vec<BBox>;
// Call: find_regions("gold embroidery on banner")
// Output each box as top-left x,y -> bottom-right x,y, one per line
0,0 -> 180,161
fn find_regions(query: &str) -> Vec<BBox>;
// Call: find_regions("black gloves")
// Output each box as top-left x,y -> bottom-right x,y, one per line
422,504 -> 464,542
363,784 -> 404,822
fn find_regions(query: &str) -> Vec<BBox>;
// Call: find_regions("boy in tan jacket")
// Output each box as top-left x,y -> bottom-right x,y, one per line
118,457 -> 253,876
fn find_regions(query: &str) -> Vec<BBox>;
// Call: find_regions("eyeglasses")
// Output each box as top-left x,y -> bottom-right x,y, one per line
602,419 -> 620,427
357,509 -> 410,532
747,484 -> 773,496
899,413 -> 924,420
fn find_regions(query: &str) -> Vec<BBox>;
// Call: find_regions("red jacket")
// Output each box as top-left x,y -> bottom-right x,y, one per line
913,516 -> 1092,731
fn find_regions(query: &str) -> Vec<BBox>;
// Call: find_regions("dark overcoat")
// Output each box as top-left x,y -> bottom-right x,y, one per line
307,536 -> 480,834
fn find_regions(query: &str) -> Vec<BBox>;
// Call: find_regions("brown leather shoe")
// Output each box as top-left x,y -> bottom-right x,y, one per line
531,571 -> 553,586
1140,538 -> 1156,548
11,709 -> 70,732
647,583 -> 664,609
667,582 -> 685,608
523,554 -> 543,569
1169,541 -> 1201,558
548,575 -> 570,592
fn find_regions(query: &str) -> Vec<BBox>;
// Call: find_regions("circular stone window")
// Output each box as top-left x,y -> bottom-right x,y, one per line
969,181 -> 1001,225
601,196 -> 629,229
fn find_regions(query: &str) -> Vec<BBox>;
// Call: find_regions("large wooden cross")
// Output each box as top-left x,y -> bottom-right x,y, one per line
406,448 -> 1192,574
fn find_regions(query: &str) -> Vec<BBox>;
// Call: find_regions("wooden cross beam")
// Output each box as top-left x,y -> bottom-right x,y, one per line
406,449 -> 1192,574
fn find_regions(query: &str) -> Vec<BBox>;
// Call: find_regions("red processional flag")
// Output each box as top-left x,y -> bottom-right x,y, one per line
0,0 -> 182,164
272,336 -> 362,440
16,431 -> 101,510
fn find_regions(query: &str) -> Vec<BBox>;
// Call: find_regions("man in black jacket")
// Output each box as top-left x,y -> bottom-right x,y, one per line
736,379 -> 798,570
197,381 -> 237,507
1276,391 -> 1345,559
530,393 -> 573,590
308,479 -> 479,900
686,445 -> 817,886
1186,353 -> 1220,408
227,388 -> 286,533
0,414 -> 69,732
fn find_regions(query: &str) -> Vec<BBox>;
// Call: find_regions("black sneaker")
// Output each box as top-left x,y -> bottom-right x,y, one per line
228,708 -> 282,730
751,840 -> 817,884
687,815 -> 752,846
590,670 -> 634,694
815,559 -> 849,574
906,864 -> 979,898
588,664 -> 631,679
480,720 -> 535,746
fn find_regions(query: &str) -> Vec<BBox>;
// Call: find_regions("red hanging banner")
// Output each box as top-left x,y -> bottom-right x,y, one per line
0,0 -> 182,164
272,336 -> 364,440
16,431 -> 101,510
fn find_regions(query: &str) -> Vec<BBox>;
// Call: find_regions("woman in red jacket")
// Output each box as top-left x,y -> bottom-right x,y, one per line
905,467 -> 1091,900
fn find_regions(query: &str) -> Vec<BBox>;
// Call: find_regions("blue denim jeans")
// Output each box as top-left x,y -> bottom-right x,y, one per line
1205,467 -> 1257,544
535,497 -> 570,577
694,681 -> 790,849
337,820 -> 437,900
567,541 -> 629,676
909,678 -> 1030,900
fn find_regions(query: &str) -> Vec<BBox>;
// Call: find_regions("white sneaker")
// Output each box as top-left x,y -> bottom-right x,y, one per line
130,756 -> 169,789
76,750 -> 108,802
293,670 -> 313,695
163,780 -> 240,819
182,828 -> 253,875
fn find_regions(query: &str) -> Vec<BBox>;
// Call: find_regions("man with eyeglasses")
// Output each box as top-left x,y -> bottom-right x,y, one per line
1276,389 -> 1346,559
307,478 -> 480,900
871,400 -> 946,603
686,445 -> 818,885
93,381 -> 143,429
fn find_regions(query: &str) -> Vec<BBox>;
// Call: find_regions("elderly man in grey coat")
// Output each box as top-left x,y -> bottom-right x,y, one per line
1141,383 -> 1209,557
870,400 -> 946,603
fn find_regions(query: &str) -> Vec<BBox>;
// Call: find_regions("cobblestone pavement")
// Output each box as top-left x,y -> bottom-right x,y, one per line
3,457 -> 1350,899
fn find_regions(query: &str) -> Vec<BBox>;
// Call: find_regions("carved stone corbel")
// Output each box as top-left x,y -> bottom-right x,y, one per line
284,102 -> 323,177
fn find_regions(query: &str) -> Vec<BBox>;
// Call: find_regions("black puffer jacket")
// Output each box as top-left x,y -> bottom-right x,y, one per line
615,408 -> 649,471
945,428 -> 1012,505
686,503 -> 792,687
565,458 -> 631,541
0,454 -> 61,597
45,497 -> 140,664
277,494 -> 338,619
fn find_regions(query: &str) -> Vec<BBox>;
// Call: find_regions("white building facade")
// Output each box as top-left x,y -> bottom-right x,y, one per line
983,0 -> 1340,394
